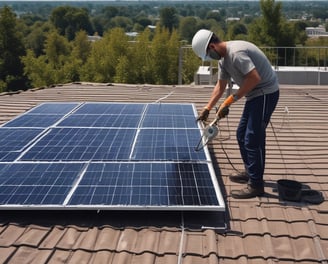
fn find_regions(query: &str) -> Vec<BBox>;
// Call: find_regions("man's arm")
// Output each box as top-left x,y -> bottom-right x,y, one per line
197,79 -> 228,121
205,79 -> 228,110
217,68 -> 261,119
234,68 -> 261,99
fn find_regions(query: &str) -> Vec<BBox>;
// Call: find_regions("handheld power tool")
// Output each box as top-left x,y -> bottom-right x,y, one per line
195,107 -> 229,151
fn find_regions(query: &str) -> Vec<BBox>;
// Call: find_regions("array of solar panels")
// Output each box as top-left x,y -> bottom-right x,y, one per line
0,102 -> 225,210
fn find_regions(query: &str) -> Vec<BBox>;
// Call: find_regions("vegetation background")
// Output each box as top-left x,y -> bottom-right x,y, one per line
0,0 -> 328,92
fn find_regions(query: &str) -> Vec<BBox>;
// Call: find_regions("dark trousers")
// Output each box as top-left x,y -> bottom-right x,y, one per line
236,90 -> 279,187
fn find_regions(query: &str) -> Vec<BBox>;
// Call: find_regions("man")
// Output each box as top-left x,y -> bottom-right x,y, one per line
192,29 -> 279,199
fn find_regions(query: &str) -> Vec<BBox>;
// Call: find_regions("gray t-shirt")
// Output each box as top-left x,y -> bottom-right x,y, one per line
219,40 -> 279,100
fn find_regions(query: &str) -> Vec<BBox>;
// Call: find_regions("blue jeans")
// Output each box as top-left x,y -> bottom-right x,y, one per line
236,90 -> 279,187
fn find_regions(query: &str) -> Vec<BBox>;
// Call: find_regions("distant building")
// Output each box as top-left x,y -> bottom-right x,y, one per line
305,26 -> 328,38
87,35 -> 102,42
126,32 -> 138,37
226,17 -> 240,22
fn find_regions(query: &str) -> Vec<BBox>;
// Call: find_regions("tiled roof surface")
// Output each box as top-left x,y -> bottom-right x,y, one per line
0,83 -> 327,263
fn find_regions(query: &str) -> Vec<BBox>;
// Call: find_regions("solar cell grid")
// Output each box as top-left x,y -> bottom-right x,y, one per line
0,128 -> 44,162
74,103 -> 145,115
21,127 -> 137,161
68,162 -> 219,207
145,104 -> 194,116
2,103 -> 79,128
27,102 -> 79,114
141,115 -> 197,128
3,114 -> 65,128
0,102 -> 225,211
131,128 -> 206,161
0,163 -> 84,205
58,114 -> 141,128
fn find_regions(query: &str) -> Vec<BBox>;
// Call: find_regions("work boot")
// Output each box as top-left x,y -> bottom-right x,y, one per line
229,171 -> 249,184
231,184 -> 264,199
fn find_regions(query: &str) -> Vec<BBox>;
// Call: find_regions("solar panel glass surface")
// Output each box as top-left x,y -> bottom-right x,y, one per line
0,128 -> 44,161
0,102 -> 225,211
58,114 -> 141,128
68,162 -> 218,207
73,103 -> 145,115
21,128 -> 137,161
3,115 -> 66,128
0,163 -> 85,205
27,102 -> 79,114
3,102 -> 79,128
131,129 -> 206,161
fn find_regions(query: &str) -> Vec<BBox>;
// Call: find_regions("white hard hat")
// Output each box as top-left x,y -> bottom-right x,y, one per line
192,29 -> 213,61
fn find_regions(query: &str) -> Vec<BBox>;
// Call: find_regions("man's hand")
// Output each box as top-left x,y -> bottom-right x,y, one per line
217,94 -> 237,119
197,107 -> 210,121
217,105 -> 229,119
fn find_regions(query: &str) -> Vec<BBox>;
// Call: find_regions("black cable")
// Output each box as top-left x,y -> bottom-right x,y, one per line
215,115 -> 241,173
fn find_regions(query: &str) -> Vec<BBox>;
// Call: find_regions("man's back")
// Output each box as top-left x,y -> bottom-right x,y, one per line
220,40 -> 279,100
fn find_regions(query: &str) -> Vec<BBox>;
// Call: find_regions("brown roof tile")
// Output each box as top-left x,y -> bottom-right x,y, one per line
56,227 -> 83,250
0,224 -> 26,247
0,247 -> 16,263
7,246 -> 52,264
47,249 -> 72,264
0,83 -> 328,263
93,227 -> 121,251
65,249 -> 94,264
157,230 -> 181,254
13,225 -> 49,247
39,226 -> 66,250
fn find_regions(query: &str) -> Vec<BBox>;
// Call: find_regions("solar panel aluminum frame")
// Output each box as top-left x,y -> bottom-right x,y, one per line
0,102 -> 225,211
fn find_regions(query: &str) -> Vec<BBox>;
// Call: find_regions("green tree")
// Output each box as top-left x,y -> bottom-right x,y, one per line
71,30 -> 91,63
132,28 -> 153,83
135,16 -> 152,29
291,21 -> 308,46
205,11 -> 222,23
22,50 -> 53,87
45,31 -> 70,68
249,0 -> 283,46
167,29 -> 180,84
0,6 -> 27,92
102,6 -> 119,20
81,28 -> 129,83
114,56 -> 131,83
151,27 -> 171,84
227,22 -> 248,40
181,48 -> 200,84
69,31 -> 91,82
179,16 -> 198,42
160,7 -> 179,32
25,21 -> 54,56
109,16 -> 133,32
80,38 -> 110,82
312,9 -> 328,20
50,6 -> 93,41
22,31 -> 72,87
248,0 -> 296,67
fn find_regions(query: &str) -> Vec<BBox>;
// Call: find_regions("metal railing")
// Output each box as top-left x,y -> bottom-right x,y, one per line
178,46 -> 328,85
260,46 -> 328,69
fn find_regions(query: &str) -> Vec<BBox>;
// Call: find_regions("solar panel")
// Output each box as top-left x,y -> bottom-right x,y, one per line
0,102 -> 225,211
21,128 -> 137,161
68,162 -> 218,208
131,129 -> 206,161
0,163 -> 85,205
3,102 -> 79,128
0,128 -> 44,161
